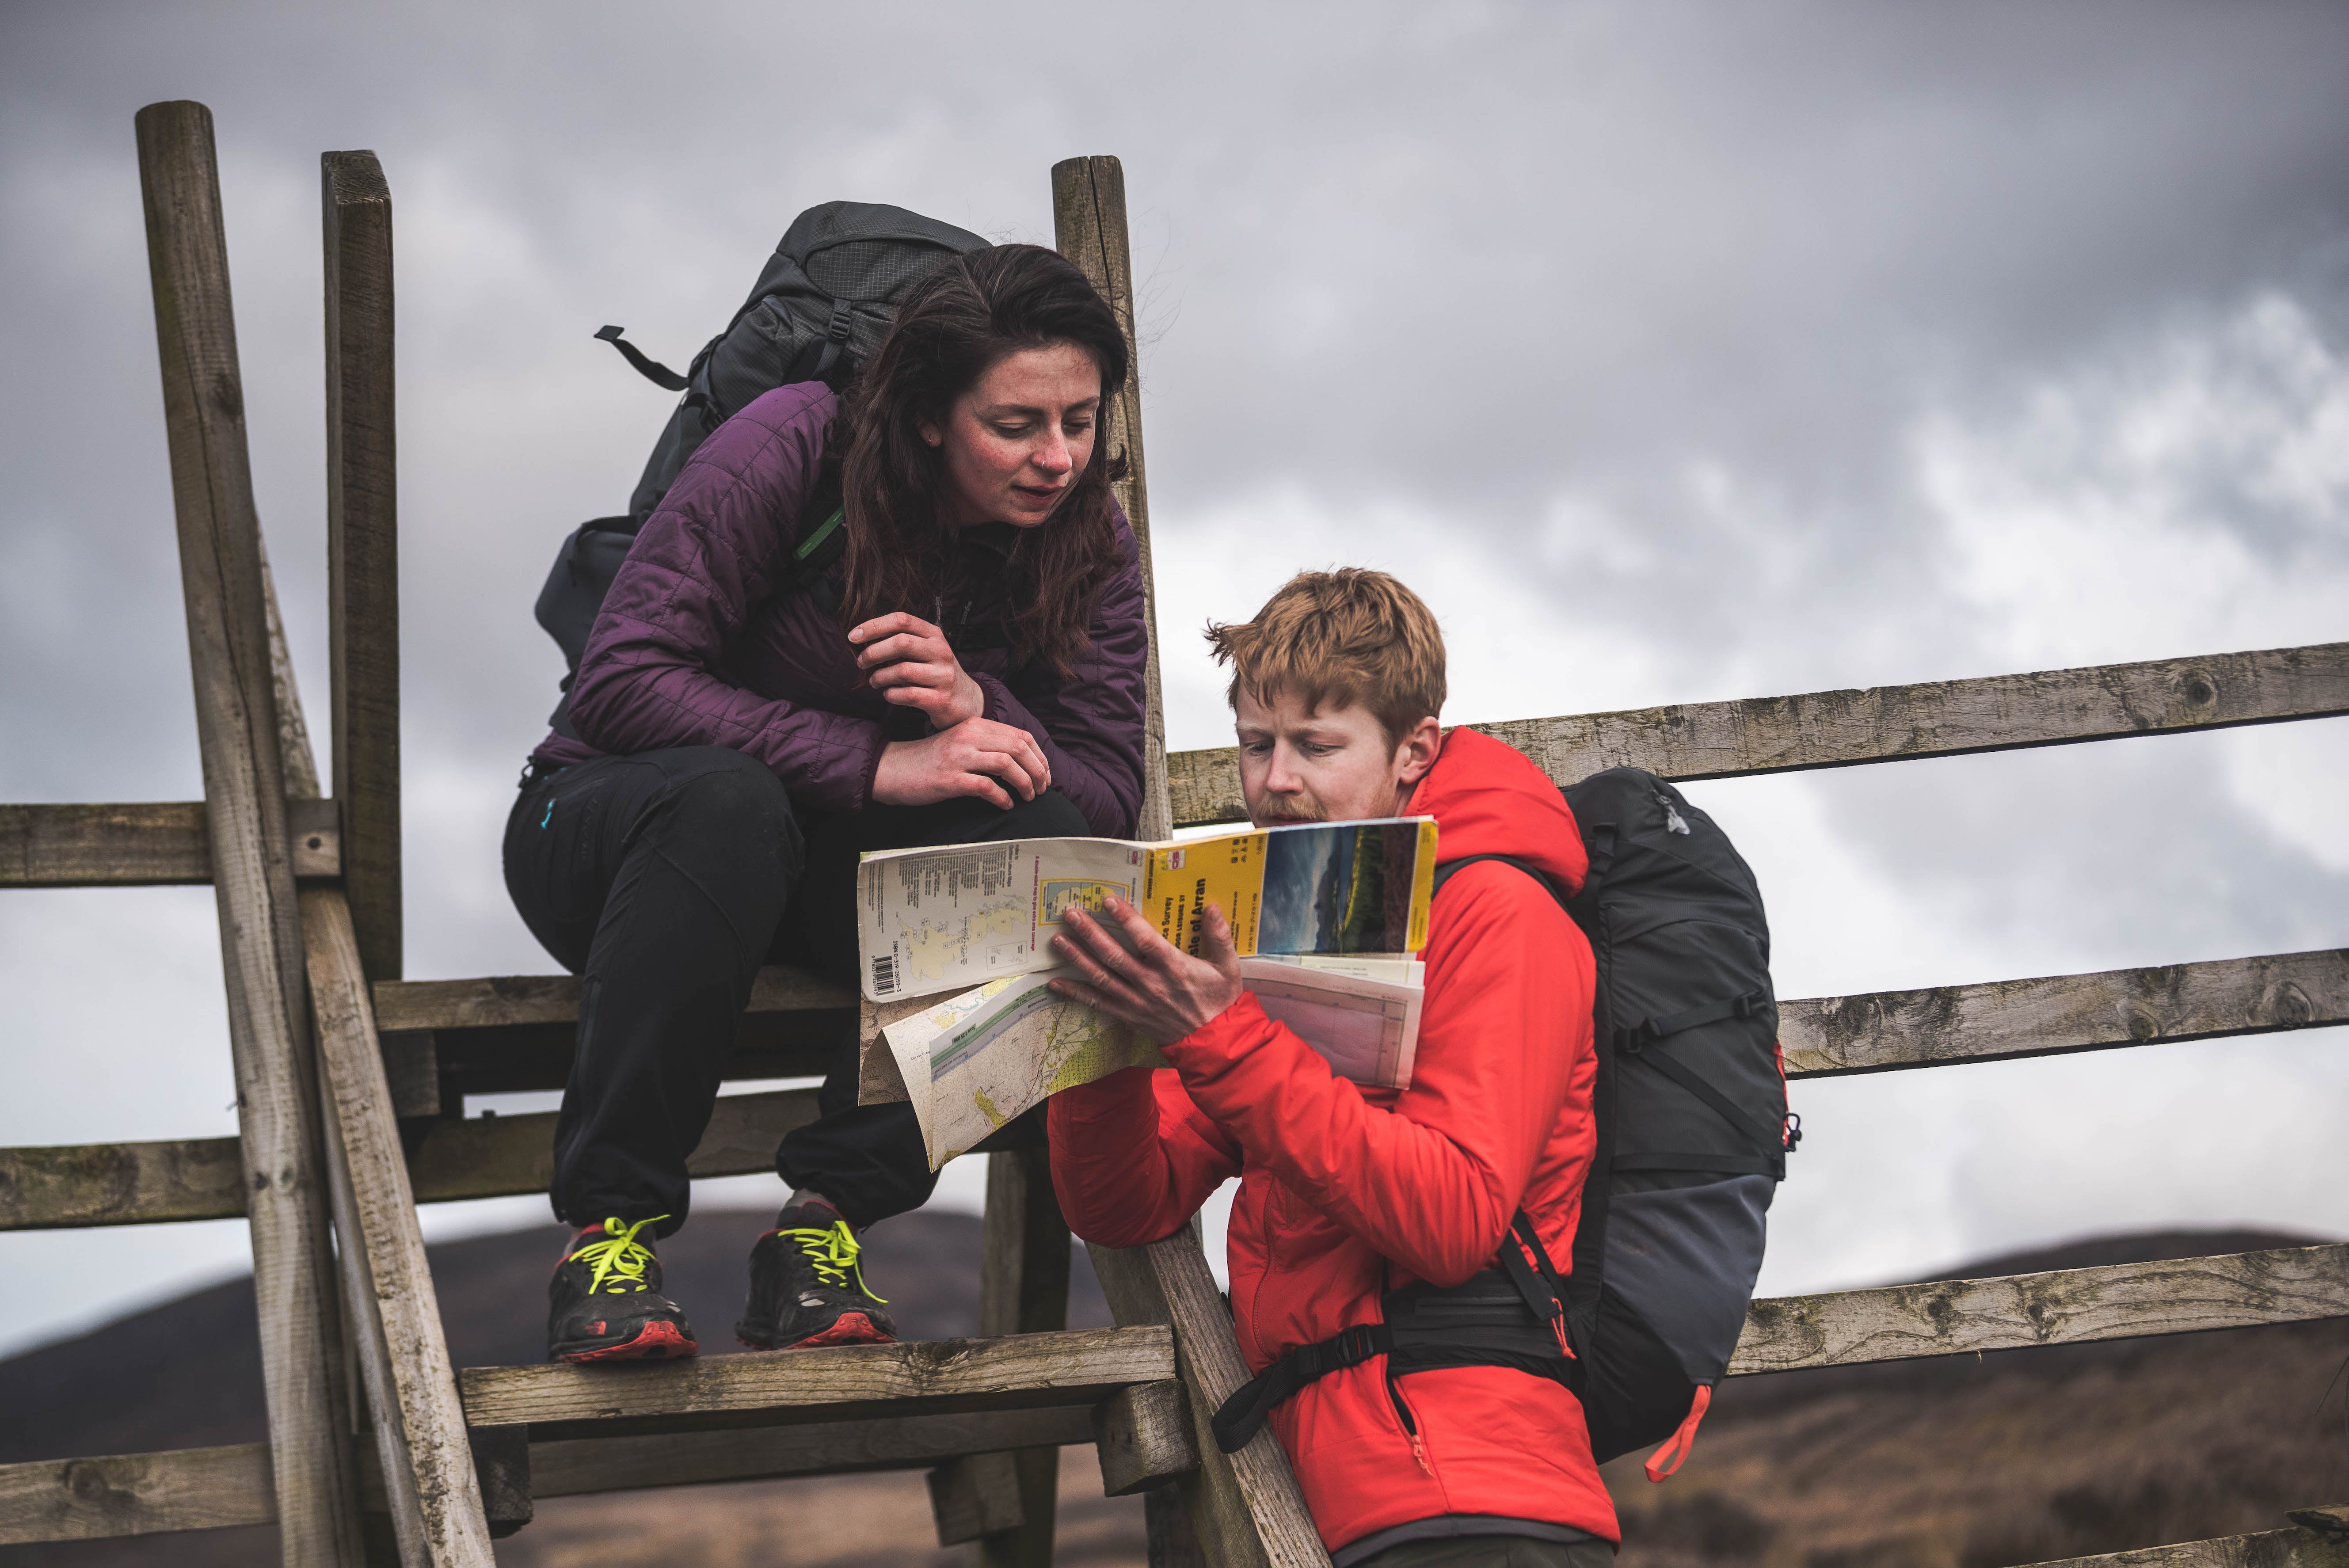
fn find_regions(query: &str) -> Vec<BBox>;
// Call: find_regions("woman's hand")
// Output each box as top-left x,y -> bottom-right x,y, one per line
872,719 -> 1053,810
850,612 -> 986,729
1049,898 -> 1244,1045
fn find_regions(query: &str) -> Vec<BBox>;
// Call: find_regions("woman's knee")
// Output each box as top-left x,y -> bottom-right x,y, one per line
647,749 -> 801,868
1005,787 -> 1091,841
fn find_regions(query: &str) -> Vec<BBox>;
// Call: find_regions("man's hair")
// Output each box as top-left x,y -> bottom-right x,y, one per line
1203,568 -> 1447,747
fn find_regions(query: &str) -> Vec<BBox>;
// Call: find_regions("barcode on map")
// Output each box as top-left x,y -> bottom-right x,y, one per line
871,953 -> 899,996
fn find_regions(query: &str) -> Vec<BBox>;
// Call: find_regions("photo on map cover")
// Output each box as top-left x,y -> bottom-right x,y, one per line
1257,821 -> 1426,955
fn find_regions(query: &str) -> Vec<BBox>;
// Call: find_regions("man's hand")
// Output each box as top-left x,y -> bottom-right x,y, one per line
850,612 -> 986,729
872,719 -> 1051,809
1049,898 -> 1244,1045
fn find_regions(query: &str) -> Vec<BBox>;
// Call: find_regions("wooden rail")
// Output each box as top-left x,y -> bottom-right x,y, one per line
1728,1242 -> 2349,1375
21,946 -> 2338,1232
2022,1516 -> 2349,1565
1166,641 -> 2349,826
0,1088 -> 818,1230
0,797 -> 341,886
1780,948 -> 2349,1078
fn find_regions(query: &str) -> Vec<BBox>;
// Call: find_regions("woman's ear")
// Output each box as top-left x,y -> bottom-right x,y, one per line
916,415 -> 944,449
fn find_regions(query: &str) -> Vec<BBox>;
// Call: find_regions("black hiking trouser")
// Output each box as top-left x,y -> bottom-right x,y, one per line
502,743 -> 1090,1237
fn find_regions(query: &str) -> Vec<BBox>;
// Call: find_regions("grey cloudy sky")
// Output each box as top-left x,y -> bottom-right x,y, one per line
3,0 -> 2345,1357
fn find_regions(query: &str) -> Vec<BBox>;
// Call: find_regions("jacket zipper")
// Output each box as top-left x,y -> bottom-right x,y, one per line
1386,1372 -> 1432,1477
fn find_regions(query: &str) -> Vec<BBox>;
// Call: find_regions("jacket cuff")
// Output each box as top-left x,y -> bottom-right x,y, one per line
1163,990 -> 1278,1076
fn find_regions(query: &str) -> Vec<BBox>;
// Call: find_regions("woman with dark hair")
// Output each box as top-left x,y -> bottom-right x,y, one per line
504,244 -> 1147,1362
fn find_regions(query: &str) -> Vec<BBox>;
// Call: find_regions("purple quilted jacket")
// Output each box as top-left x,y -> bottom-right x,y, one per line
529,384 -> 1148,836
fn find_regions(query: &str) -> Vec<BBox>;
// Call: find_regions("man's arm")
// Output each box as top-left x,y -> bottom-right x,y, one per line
1051,874 -> 1590,1286
1048,1064 -> 1241,1248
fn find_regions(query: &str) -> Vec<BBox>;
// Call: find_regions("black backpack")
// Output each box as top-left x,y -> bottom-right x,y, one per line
1211,767 -> 1794,1481
534,202 -> 989,733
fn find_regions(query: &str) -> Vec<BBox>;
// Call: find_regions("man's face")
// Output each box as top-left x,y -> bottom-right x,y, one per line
1234,687 -> 1441,827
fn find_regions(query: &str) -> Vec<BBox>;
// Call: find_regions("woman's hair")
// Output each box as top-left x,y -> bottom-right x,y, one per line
834,243 -> 1130,674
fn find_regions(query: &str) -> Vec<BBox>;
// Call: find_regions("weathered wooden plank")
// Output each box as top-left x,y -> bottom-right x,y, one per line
1731,1242 -> 2349,1377
322,149 -> 402,982
527,1408 -> 1097,1498
1092,1381 -> 1197,1498
0,1089 -> 818,1230
1087,1226 -> 1332,1568
1166,641 -> 2349,826
969,1146 -> 1074,1567
0,1443 -> 275,1545
929,1453 -> 1024,1545
407,1086 -> 818,1206
457,1324 -> 1176,1440
137,96 -> 363,1568
304,886 -> 495,1567
1783,948 -> 2349,1078
373,965 -> 849,1032
2018,1519 -> 2349,1566
1054,153 -> 1170,843
0,798 -> 341,886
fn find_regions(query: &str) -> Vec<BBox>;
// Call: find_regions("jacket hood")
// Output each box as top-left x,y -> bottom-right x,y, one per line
1406,726 -> 1588,897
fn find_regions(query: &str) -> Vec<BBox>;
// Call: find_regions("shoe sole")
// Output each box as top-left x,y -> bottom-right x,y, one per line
735,1312 -> 896,1352
552,1319 -> 699,1363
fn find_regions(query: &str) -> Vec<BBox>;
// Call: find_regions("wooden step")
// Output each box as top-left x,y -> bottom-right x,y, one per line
459,1324 -> 1176,1442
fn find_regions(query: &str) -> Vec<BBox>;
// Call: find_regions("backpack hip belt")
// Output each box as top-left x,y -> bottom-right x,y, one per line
1209,1212 -> 1573,1454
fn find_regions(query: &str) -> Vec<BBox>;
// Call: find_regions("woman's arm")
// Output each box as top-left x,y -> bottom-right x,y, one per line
971,512 -> 1150,836
1048,1064 -> 1241,1248
567,388 -> 893,812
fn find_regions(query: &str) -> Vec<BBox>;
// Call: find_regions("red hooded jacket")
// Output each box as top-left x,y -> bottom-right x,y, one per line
1049,727 -> 1615,1558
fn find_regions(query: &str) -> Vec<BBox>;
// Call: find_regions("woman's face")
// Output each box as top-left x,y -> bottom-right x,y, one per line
920,341 -> 1104,529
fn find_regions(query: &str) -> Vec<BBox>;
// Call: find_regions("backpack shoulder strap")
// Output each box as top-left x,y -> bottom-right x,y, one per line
1432,853 -> 1570,911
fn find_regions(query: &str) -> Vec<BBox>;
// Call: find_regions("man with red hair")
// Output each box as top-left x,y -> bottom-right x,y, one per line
1048,569 -> 1617,1566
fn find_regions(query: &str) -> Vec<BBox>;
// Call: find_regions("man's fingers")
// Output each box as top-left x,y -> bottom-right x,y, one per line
1199,902 -> 1241,969
1104,894 -> 1174,958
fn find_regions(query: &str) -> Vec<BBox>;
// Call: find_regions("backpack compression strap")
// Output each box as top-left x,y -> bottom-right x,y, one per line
594,325 -> 690,391
1207,1210 -> 1574,1454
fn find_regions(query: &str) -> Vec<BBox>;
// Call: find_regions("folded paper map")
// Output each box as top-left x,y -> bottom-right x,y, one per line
854,817 -> 1439,1004
883,956 -> 1427,1168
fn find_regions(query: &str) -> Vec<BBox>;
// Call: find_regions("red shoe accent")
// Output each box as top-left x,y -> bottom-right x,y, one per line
557,1319 -> 699,1364
1645,1384 -> 1713,1482
758,1312 -> 896,1351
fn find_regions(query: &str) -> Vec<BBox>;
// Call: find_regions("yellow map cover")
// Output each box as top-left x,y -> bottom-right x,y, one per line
856,817 -> 1438,1003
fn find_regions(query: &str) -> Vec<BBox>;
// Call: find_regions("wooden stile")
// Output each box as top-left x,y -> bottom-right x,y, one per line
1166,640 -> 2349,827
323,151 -> 403,982
0,1444 -> 278,1545
135,97 -> 365,1568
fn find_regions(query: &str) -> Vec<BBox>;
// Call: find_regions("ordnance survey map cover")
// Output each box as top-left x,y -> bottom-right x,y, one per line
853,817 -> 1439,1003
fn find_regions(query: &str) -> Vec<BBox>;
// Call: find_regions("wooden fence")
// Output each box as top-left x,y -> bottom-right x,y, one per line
0,101 -> 2340,1568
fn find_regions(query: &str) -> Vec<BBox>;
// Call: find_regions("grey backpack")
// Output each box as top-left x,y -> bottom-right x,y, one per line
536,202 -> 990,732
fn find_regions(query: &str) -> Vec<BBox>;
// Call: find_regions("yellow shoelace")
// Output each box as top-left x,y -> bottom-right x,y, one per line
779,1219 -> 888,1303
567,1214 -> 667,1294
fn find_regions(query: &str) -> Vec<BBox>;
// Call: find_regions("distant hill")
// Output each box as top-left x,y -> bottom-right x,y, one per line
4,1222 -> 2343,1567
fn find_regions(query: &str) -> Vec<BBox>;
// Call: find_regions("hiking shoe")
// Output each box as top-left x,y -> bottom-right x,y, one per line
547,1214 -> 698,1363
736,1202 -> 897,1350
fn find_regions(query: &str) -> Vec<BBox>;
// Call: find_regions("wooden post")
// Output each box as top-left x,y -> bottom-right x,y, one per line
1052,155 -> 1171,843
1087,1229 -> 1330,1568
975,1147 -> 1072,1568
135,99 -> 365,1568
323,151 -> 401,981
1053,155 -> 1329,1567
